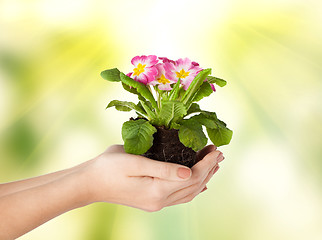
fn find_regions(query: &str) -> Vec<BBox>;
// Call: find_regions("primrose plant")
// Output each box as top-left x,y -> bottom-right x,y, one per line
101,55 -> 233,155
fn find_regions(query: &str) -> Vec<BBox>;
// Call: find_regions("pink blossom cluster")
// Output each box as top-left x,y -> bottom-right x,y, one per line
127,55 -> 215,91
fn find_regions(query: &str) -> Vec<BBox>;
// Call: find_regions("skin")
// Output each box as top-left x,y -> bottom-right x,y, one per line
0,144 -> 224,239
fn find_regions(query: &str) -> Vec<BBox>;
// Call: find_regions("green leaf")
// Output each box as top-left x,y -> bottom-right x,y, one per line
140,100 -> 156,119
186,110 -> 218,126
200,111 -> 218,121
186,103 -> 202,115
169,79 -> 181,100
155,86 -> 164,95
207,76 -> 227,87
206,127 -> 233,147
160,91 -> 169,101
186,112 -> 233,146
155,100 -> 187,127
122,119 -> 157,154
106,100 -> 147,116
137,99 -> 152,111
215,118 -> 228,129
170,122 -> 181,130
120,73 -> 157,108
100,68 -> 121,82
181,69 -> 212,105
177,87 -> 186,100
189,113 -> 217,129
178,119 -> 207,151
190,81 -> 213,103
122,82 -> 140,95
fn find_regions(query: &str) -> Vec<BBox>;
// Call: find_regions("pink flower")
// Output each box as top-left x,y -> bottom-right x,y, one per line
149,63 -> 176,90
167,58 -> 202,90
210,82 -> 216,91
159,57 -> 176,65
128,55 -> 159,84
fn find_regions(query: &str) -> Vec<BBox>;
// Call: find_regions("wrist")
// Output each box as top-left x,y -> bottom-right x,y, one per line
73,157 -> 104,205
70,169 -> 94,206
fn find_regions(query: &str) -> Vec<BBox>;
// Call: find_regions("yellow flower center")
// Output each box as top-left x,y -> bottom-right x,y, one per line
176,69 -> 190,79
157,74 -> 170,85
133,63 -> 146,76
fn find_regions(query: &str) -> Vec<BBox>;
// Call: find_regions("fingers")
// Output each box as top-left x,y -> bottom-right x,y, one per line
200,186 -> 208,193
103,145 -> 219,183
195,144 -> 217,163
146,149 -> 223,193
212,165 -> 220,175
165,162 -> 219,205
164,150 -> 224,207
201,164 -> 219,188
128,157 -> 192,181
192,150 -> 222,179
166,163 -> 221,207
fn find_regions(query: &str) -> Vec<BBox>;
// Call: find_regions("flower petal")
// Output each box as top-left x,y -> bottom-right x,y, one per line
141,55 -> 158,67
192,61 -> 199,67
155,63 -> 165,79
181,76 -> 195,90
143,66 -> 158,83
163,62 -> 176,81
127,72 -> 133,77
131,56 -> 142,67
176,58 -> 192,71
149,79 -> 159,86
210,83 -> 216,91
181,78 -> 194,90
133,73 -> 149,84
158,83 -> 172,91
159,57 -> 176,65
188,67 -> 201,76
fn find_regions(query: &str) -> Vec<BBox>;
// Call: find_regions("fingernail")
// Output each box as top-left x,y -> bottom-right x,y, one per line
218,156 -> 225,163
177,167 -> 191,179
216,152 -> 223,161
213,165 -> 220,174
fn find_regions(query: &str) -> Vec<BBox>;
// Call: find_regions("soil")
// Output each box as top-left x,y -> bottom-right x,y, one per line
142,125 -> 197,168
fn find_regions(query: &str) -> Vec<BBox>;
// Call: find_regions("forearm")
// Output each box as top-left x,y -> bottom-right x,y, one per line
0,161 -> 91,198
0,170 -> 91,239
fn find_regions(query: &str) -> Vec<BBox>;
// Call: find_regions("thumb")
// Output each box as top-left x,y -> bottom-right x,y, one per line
130,157 -> 192,181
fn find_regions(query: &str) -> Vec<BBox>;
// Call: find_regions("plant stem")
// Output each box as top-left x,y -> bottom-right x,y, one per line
157,89 -> 161,110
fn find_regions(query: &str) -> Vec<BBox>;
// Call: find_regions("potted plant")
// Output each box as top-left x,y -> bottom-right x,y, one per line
101,55 -> 232,167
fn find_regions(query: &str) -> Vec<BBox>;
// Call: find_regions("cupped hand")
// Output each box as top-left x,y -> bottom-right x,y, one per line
82,145 -> 224,212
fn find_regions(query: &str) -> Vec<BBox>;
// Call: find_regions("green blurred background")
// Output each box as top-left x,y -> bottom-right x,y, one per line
1,0 -> 321,239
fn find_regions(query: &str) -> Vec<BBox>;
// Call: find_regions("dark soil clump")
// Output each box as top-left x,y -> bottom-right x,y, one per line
142,126 -> 197,168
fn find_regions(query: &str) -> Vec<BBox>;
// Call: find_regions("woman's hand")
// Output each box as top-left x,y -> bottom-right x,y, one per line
82,144 -> 224,211
0,144 -> 224,239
